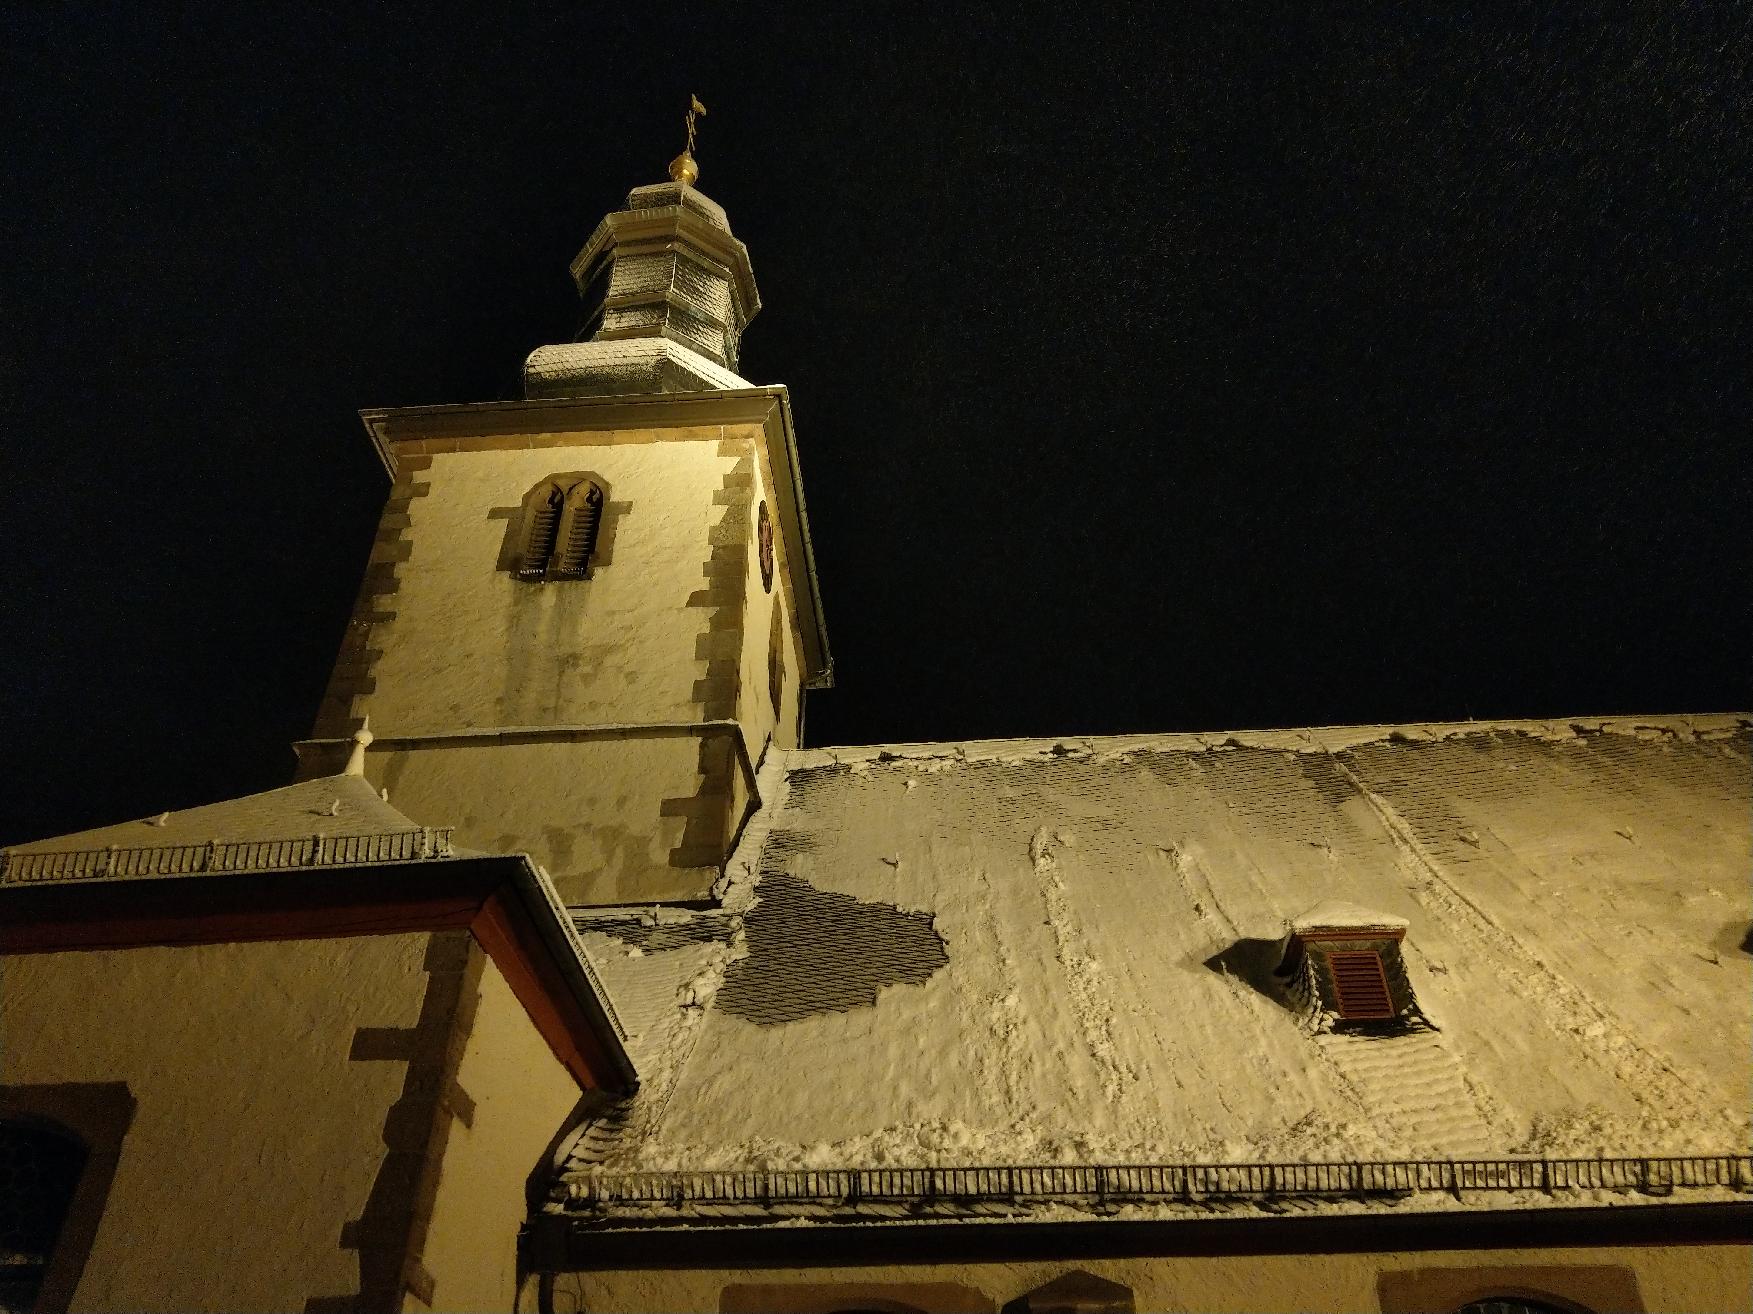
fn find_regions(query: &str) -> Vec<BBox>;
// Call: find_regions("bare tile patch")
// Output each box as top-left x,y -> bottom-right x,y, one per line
717,875 -> 947,1026
573,912 -> 739,953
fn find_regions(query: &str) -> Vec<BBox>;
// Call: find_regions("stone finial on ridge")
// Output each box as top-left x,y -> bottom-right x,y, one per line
343,716 -> 374,777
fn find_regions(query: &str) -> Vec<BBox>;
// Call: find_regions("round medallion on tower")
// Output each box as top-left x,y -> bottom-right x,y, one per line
757,500 -> 775,593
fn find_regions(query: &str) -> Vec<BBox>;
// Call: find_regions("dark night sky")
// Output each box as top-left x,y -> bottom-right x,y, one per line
3,5 -> 1748,845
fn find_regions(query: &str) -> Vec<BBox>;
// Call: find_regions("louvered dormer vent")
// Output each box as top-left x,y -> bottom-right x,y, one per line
1327,949 -> 1394,1018
1278,901 -> 1431,1032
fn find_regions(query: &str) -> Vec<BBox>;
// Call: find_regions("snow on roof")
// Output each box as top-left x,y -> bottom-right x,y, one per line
577,715 -> 1751,1180
4,774 -> 429,860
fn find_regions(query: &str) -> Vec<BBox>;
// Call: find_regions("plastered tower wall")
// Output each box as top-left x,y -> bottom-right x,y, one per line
300,171 -> 825,906
736,447 -> 806,758
307,416 -> 810,906
333,435 -> 738,729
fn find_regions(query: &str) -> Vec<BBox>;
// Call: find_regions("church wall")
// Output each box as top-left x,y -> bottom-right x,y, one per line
367,736 -> 705,905
0,933 -> 434,1312
408,949 -> 581,1314
539,1244 -> 1752,1313
691,432 -> 758,891
781,597 -> 805,748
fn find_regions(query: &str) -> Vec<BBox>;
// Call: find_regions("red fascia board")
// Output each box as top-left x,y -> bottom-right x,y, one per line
471,888 -> 630,1094
0,864 -> 486,951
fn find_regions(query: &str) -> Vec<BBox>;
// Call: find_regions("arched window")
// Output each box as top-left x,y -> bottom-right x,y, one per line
517,477 -> 606,581
0,1120 -> 88,1313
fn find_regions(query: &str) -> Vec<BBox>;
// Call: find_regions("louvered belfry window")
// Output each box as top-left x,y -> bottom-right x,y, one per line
1327,950 -> 1394,1019
518,477 -> 605,580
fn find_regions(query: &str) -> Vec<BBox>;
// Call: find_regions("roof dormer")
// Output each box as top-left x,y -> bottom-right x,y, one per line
1279,901 -> 1431,1032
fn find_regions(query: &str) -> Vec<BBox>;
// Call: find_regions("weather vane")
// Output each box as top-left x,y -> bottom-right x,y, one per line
668,94 -> 708,186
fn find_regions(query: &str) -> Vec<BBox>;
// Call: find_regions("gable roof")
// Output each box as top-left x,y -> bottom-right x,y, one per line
5,774 -> 424,858
557,714 -> 1750,1217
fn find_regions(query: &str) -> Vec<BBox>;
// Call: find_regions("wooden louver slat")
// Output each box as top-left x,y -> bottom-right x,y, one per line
518,484 -> 566,578
1327,950 -> 1394,1019
551,481 -> 605,577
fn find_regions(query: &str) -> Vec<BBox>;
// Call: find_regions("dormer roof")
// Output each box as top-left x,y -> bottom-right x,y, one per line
1291,900 -> 1410,936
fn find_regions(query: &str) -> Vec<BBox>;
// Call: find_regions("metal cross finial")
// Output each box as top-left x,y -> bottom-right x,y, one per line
685,94 -> 707,154
669,95 -> 708,185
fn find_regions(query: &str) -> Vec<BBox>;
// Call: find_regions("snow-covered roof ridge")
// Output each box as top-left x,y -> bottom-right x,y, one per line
783,711 -> 1751,769
570,717 -> 1749,1189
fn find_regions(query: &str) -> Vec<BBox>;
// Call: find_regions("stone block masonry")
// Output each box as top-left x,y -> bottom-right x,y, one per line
311,455 -> 433,741
666,441 -> 756,872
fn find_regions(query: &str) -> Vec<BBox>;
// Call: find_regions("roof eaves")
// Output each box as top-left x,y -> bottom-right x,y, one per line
528,1195 -> 1753,1270
0,848 -> 636,1095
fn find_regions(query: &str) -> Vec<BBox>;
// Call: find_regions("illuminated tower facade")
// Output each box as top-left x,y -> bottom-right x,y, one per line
299,157 -> 831,905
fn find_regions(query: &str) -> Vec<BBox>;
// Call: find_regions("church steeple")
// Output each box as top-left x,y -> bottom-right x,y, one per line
298,116 -> 830,908
524,98 -> 760,400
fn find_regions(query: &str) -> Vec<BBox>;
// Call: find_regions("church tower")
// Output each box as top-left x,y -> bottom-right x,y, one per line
298,139 -> 831,907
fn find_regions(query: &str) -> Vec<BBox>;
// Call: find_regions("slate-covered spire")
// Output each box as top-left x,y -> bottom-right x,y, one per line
524,108 -> 761,399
